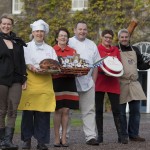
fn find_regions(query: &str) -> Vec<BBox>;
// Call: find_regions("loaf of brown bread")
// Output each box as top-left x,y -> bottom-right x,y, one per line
39,59 -> 60,71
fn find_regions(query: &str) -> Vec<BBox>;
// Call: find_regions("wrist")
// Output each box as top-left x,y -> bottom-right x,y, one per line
28,65 -> 36,73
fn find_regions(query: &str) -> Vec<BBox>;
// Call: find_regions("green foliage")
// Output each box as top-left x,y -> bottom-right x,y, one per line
15,0 -> 72,45
14,0 -> 150,45
104,94 -> 111,112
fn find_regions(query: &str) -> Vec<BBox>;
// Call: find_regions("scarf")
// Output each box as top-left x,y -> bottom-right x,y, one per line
0,32 -> 27,47
98,44 -> 116,55
118,43 -> 133,52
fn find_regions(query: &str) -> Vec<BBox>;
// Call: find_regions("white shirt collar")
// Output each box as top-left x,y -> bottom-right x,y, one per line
32,39 -> 45,50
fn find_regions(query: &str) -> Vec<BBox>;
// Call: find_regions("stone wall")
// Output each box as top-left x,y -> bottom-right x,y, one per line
0,0 -> 12,16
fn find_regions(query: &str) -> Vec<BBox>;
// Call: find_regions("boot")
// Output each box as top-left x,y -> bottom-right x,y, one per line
22,139 -> 31,149
1,127 -> 18,150
96,117 -> 103,143
37,143 -> 48,150
113,115 -> 128,144
0,128 -> 5,148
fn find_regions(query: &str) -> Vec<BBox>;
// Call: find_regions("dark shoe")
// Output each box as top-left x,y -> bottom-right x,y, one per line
129,136 -> 146,142
0,145 -> 18,150
22,140 -> 31,149
37,143 -> 48,150
86,138 -> 99,146
61,143 -> 69,147
118,137 -> 128,144
54,143 -> 61,147
60,139 -> 62,145
97,136 -> 103,143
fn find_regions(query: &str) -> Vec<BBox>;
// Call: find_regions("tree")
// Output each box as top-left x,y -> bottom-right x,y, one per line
131,0 -> 150,43
15,0 -> 150,45
72,0 -> 150,44
15,0 -> 72,44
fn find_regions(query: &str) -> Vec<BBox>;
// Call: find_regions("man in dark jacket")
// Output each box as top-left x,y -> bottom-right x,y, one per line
117,29 -> 150,143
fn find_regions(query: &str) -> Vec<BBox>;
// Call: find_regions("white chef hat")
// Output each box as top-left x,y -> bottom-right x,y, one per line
30,19 -> 49,34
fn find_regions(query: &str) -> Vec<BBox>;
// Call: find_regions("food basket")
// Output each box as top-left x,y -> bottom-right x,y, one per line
61,67 -> 90,75
58,54 -> 90,76
43,69 -> 61,74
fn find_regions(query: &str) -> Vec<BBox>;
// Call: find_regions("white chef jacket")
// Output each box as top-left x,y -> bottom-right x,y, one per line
69,36 -> 101,92
24,40 -> 57,68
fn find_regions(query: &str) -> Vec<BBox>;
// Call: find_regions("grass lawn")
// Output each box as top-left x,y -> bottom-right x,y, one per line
15,111 -> 82,134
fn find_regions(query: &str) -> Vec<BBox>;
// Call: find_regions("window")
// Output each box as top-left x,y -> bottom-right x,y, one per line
12,0 -> 23,14
72,0 -> 88,11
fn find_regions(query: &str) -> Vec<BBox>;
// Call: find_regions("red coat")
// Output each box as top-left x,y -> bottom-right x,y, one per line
95,44 -> 121,94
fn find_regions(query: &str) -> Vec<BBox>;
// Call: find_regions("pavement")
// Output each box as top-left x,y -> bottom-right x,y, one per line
13,112 -> 150,150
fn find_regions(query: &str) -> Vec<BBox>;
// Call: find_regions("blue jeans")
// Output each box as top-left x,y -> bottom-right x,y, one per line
120,100 -> 140,138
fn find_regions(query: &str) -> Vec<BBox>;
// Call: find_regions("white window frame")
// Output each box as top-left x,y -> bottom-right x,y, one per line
12,0 -> 23,14
72,0 -> 88,11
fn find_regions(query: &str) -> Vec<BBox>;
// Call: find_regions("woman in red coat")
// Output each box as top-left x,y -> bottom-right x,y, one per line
95,29 -> 127,144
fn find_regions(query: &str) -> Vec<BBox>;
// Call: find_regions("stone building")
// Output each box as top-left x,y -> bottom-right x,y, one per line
0,0 -> 12,16
0,0 -> 88,16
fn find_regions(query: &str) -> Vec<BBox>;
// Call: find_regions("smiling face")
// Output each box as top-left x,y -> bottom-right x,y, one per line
101,33 -> 113,48
56,30 -> 68,46
32,30 -> 45,42
118,32 -> 130,46
74,23 -> 87,41
0,18 -> 13,34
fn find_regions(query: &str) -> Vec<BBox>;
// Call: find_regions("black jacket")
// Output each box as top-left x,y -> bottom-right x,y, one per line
0,37 -> 27,86
117,43 -> 150,70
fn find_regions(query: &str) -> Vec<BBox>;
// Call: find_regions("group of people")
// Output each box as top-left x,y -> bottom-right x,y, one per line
0,13 -> 149,150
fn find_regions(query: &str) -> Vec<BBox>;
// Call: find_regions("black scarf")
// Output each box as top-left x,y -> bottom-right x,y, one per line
118,43 -> 132,52
0,32 -> 27,47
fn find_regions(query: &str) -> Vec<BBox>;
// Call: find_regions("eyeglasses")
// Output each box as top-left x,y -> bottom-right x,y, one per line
58,34 -> 68,38
104,36 -> 113,40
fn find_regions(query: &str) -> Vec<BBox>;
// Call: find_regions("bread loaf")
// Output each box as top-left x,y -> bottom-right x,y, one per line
39,59 -> 60,70
127,19 -> 138,36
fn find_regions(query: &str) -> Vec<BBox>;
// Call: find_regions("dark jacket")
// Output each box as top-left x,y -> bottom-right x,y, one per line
117,43 -> 150,70
0,37 -> 27,86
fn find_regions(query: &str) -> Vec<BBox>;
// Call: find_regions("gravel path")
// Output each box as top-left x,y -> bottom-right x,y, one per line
13,112 -> 150,150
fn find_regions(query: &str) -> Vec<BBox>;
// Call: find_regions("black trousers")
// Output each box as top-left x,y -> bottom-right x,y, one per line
95,92 -> 121,118
21,110 -> 50,144
95,92 -> 123,140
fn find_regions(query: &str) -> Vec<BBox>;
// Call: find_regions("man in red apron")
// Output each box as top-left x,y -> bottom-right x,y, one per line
117,29 -> 150,143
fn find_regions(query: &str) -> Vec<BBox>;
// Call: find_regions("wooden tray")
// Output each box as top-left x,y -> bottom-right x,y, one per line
60,67 -> 90,75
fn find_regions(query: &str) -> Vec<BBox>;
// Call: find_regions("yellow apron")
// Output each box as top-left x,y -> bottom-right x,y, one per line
18,70 -> 56,112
